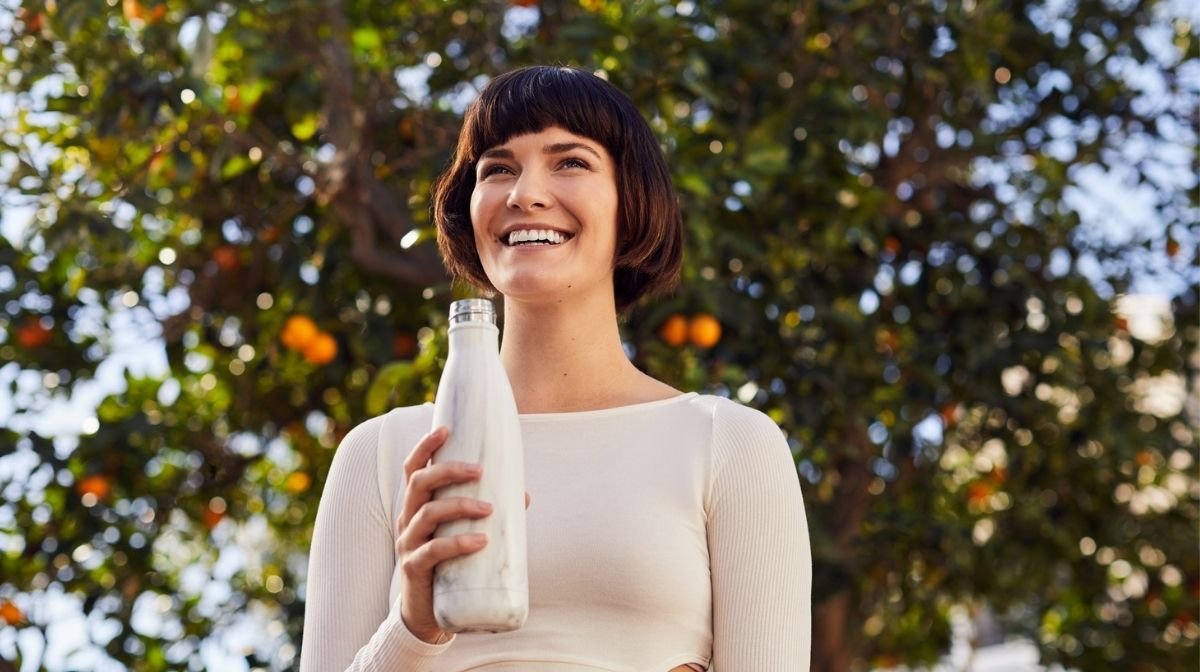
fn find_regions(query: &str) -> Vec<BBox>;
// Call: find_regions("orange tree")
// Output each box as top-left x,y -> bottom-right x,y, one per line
1,0 -> 1196,670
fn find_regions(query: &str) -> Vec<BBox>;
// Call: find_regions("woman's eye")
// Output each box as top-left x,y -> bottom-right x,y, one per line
559,157 -> 590,170
481,164 -> 513,177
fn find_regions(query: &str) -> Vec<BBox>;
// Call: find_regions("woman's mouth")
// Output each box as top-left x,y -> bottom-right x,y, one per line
503,229 -> 574,247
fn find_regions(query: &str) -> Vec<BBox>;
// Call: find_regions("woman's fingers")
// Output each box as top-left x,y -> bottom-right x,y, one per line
409,460 -> 482,495
402,426 -> 448,481
398,426 -> 479,531
401,533 -> 488,583
398,460 -> 482,532
398,497 -> 492,554
399,532 -> 488,644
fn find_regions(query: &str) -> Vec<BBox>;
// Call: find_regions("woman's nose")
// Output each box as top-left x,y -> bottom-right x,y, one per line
506,171 -> 552,211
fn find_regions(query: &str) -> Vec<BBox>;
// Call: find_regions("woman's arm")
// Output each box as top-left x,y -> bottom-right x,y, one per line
299,416 -> 453,671
708,400 -> 813,670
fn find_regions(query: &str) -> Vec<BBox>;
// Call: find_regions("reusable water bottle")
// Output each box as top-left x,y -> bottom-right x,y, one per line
429,299 -> 528,633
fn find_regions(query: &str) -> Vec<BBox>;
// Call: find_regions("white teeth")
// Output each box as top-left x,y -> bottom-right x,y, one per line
506,229 -> 568,246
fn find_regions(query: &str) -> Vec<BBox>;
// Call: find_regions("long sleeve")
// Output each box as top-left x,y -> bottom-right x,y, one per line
300,415 -> 453,671
707,400 -> 813,670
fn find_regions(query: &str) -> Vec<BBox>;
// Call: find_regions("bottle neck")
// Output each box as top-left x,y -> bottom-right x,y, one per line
448,299 -> 496,325
447,321 -> 500,348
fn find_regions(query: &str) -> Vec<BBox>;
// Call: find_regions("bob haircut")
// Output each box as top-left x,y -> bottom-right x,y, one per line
431,66 -> 683,312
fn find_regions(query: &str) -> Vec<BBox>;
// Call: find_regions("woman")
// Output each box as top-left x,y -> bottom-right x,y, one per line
300,66 -> 812,671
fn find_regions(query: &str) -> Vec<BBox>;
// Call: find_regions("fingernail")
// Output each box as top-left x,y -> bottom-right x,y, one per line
476,500 -> 492,513
464,463 -> 482,475
470,533 -> 487,545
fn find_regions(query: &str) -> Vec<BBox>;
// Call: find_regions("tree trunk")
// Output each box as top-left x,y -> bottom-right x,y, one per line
812,591 -> 857,672
810,441 -> 876,671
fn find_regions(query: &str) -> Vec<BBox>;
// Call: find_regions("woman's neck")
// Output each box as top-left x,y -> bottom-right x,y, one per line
498,292 -> 676,413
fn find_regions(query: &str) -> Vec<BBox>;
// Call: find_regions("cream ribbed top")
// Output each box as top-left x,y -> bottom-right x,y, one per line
300,393 -> 811,671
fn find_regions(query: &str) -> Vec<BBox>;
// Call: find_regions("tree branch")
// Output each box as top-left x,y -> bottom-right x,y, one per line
346,239 -> 445,287
315,0 -> 445,288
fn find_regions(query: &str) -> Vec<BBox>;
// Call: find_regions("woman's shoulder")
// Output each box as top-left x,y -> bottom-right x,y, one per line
327,404 -> 434,519
331,403 -> 435,481
338,403 -> 434,449
683,394 -> 790,466
375,402 -> 436,432
684,394 -> 783,433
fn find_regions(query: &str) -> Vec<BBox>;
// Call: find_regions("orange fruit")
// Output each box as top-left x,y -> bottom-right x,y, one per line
16,320 -> 51,349
658,314 -> 689,347
875,328 -> 899,353
303,332 -> 338,365
226,86 -> 243,114
393,332 -> 418,359
938,403 -> 959,427
967,481 -> 992,505
284,472 -> 312,494
281,315 -> 318,351
123,0 -> 165,23
201,506 -> 225,530
19,9 -> 43,34
122,0 -> 143,20
688,314 -> 722,349
77,474 -> 111,501
212,244 -> 240,271
0,600 -> 22,626
146,3 -> 166,23
259,225 -> 280,244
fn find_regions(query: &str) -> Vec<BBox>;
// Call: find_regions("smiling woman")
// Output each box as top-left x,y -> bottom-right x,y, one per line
300,66 -> 812,672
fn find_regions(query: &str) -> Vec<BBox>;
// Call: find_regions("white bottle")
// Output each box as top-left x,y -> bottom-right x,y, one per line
430,299 -> 528,633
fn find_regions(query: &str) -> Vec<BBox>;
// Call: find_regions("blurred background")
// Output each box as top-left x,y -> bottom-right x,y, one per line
0,0 -> 1196,670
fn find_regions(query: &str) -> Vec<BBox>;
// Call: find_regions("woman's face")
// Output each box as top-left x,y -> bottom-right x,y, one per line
470,126 -> 619,308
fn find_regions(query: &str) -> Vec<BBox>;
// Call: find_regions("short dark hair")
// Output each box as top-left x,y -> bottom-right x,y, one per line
431,66 -> 683,312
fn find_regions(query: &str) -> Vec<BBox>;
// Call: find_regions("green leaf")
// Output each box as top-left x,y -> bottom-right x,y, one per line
366,362 -> 415,416
352,26 -> 382,54
290,114 -> 319,141
220,155 -> 252,180
676,171 -> 712,198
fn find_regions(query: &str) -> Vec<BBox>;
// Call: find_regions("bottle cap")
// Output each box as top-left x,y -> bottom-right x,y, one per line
448,299 -> 496,325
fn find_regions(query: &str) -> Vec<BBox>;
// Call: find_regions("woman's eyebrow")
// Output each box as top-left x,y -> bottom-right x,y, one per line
544,142 -> 601,159
480,147 -> 514,160
479,142 -> 602,161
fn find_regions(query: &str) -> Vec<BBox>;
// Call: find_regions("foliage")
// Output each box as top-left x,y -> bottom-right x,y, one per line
1,0 -> 1196,670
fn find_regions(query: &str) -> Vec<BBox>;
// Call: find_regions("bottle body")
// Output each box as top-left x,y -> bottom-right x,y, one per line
429,300 -> 528,633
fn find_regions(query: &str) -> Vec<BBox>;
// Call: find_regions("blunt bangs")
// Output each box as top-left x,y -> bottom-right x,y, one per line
467,67 -> 633,166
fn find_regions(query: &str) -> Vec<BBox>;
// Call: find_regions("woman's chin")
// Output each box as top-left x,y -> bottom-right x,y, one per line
491,270 -> 566,296
495,284 -> 571,306
492,280 -> 597,309
487,268 -> 614,309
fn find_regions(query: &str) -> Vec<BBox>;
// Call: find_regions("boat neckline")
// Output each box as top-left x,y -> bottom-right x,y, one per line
423,392 -> 700,421
519,391 -> 699,420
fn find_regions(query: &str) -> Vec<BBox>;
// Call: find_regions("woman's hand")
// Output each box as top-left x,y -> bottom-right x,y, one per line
395,426 -> 492,644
